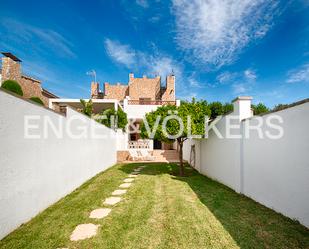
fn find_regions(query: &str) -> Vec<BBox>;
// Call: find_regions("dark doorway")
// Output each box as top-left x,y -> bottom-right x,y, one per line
153,140 -> 162,149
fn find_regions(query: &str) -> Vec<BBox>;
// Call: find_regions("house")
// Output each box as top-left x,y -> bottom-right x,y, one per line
0,52 -> 58,106
49,73 -> 181,154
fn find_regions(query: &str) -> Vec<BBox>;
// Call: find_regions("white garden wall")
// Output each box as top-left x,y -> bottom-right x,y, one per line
242,102 -> 309,227
183,100 -> 309,227
0,90 -> 117,239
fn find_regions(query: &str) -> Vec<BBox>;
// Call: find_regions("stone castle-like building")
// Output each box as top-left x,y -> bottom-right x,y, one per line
90,73 -> 175,103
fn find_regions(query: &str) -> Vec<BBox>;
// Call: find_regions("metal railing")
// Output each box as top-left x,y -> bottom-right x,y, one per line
128,140 -> 151,149
128,100 -> 176,105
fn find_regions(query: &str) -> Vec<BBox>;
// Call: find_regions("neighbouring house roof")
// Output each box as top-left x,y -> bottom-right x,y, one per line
1,52 -> 22,62
42,88 -> 58,99
21,74 -> 41,83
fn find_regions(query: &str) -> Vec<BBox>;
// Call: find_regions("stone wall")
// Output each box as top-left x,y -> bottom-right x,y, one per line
104,82 -> 129,101
1,57 -> 21,82
129,76 -> 161,100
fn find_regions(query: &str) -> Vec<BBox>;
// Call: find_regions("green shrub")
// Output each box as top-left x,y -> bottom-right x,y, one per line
1,80 -> 23,96
98,107 -> 128,130
29,96 -> 44,106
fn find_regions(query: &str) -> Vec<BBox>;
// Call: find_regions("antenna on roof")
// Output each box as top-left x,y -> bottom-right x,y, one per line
171,69 -> 175,76
86,69 -> 96,83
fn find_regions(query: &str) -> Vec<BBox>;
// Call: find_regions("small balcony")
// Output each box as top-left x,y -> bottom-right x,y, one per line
128,100 -> 176,105
128,140 -> 153,150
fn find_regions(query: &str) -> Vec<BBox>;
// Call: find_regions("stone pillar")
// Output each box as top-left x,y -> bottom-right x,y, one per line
129,73 -> 134,84
1,54 -> 22,83
91,82 -> 99,99
164,74 -> 175,101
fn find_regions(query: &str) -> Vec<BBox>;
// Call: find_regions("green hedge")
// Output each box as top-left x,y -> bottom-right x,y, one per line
1,80 -> 23,96
29,96 -> 44,106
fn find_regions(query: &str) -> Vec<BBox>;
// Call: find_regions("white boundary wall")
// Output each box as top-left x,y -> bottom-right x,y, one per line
0,90 -> 117,238
183,100 -> 309,227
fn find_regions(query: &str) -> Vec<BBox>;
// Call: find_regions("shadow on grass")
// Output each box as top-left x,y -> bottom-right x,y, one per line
119,162 -> 309,249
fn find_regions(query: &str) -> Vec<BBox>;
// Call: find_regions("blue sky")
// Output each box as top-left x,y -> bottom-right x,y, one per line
0,0 -> 309,107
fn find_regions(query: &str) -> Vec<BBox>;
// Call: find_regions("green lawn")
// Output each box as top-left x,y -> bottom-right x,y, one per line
0,163 -> 308,249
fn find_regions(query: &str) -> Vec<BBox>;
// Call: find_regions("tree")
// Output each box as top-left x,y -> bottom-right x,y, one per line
29,96 -> 44,106
252,103 -> 269,115
1,80 -> 23,96
208,102 -> 233,119
272,104 -> 289,112
140,99 -> 211,176
99,107 -> 128,131
80,99 -> 93,117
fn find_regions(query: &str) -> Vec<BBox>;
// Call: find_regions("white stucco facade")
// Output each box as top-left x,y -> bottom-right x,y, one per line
183,98 -> 309,227
0,90 -> 117,239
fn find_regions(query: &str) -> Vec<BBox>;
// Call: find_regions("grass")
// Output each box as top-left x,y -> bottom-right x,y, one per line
0,163 -> 308,249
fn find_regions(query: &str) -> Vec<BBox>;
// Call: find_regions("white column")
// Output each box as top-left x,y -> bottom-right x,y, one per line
232,96 -> 253,121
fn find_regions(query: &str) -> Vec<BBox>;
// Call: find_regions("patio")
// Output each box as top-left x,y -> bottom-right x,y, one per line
0,163 -> 308,249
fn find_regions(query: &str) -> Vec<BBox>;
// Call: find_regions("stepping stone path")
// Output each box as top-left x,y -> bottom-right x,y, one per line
67,166 -> 146,246
123,178 -> 134,183
70,223 -> 99,241
119,183 -> 132,188
112,189 -> 127,195
89,208 -> 111,219
103,196 -> 122,205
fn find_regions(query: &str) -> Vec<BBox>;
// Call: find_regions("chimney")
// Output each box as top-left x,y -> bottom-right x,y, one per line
232,96 -> 253,121
1,52 -> 22,83
91,82 -> 100,99
129,73 -> 134,83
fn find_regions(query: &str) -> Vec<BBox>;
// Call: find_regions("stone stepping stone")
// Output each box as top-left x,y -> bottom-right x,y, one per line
119,183 -> 132,188
123,178 -> 134,183
112,189 -> 127,195
70,223 -> 99,241
89,208 -> 111,219
128,174 -> 138,178
103,196 -> 122,205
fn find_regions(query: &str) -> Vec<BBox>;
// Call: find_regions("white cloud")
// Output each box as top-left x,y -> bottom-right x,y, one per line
0,19 -> 76,58
244,69 -> 257,80
189,77 -> 202,88
216,72 -> 236,84
226,69 -> 257,94
287,64 -> 309,83
136,0 -> 149,8
104,38 -> 181,79
104,39 -> 136,67
232,83 -> 248,94
172,0 -> 280,67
